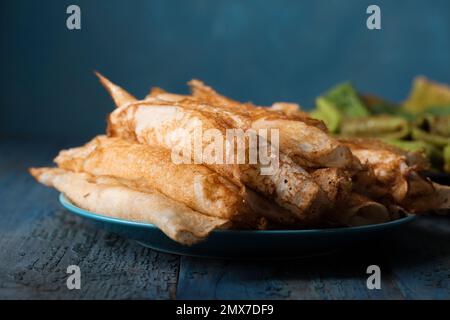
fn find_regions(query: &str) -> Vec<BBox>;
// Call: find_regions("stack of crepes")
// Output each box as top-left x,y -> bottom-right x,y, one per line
30,74 -> 450,245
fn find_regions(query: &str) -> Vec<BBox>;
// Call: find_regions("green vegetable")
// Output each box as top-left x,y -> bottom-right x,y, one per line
411,127 -> 450,148
323,82 -> 370,118
340,115 -> 410,140
412,114 -> 450,147
361,94 -> 400,115
444,145 -> 450,173
420,105 -> 450,116
310,98 -> 341,133
403,76 -> 450,114
382,139 -> 443,168
307,78 -> 450,174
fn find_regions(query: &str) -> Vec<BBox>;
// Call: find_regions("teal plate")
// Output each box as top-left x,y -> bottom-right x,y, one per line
59,193 -> 416,259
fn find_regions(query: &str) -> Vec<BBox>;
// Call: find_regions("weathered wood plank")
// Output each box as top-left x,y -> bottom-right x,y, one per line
389,216 -> 450,299
177,249 -> 403,299
0,138 -> 180,299
177,218 -> 449,300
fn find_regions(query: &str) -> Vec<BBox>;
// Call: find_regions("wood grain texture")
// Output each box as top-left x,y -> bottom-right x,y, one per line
0,138 -> 180,299
176,218 -> 450,299
1,138 -> 449,299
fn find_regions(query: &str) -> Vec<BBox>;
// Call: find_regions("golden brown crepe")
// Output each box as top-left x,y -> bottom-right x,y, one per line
108,99 -> 242,181
334,193 -> 390,227
55,136 -> 247,219
147,80 -> 355,169
96,72 -> 137,107
187,79 -> 357,169
400,173 -> 450,214
29,168 -> 229,245
310,167 -> 353,205
100,74 -> 450,222
269,102 -> 304,118
55,135 -> 298,226
187,80 -> 326,128
100,75 -> 331,224
339,138 -> 429,203
108,100 -> 330,224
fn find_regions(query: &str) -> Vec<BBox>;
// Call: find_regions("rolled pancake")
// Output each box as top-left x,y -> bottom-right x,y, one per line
55,136 -> 245,220
310,167 -> 353,204
188,79 -> 356,169
251,117 -> 358,169
147,81 -> 353,169
101,76 -> 329,224
238,152 -> 330,224
340,138 -> 428,203
147,86 -> 326,131
29,168 -> 229,245
400,175 -> 450,214
339,141 -> 449,214
108,99 -> 242,184
269,102 -> 305,118
97,72 -> 239,184
55,135 -> 298,226
108,101 -> 329,223
96,72 -> 137,107
187,79 -> 327,129
332,193 -> 390,227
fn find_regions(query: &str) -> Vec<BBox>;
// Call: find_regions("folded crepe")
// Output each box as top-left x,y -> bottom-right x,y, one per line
55,135 -> 298,226
400,177 -> 450,214
55,136 -> 246,219
343,140 -> 449,213
311,169 -> 400,226
148,80 -> 357,171
339,138 -> 428,203
109,100 -> 329,224
108,98 -> 242,182
100,75 -> 331,224
269,102 -> 305,118
29,168 -> 229,245
329,193 -> 391,227
309,167 -> 353,205
187,80 -> 327,129
96,72 -> 137,107
187,79 -> 357,169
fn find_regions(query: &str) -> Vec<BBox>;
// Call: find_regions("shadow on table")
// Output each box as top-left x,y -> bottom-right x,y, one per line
178,215 -> 449,280
176,216 -> 449,299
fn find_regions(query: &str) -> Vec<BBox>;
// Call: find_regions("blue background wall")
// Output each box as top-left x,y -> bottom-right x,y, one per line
1,0 -> 449,138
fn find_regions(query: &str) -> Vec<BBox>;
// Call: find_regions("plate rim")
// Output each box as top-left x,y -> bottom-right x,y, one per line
59,193 -> 417,235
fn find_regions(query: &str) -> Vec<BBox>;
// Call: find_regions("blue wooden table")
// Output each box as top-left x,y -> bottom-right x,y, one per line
0,138 -> 449,299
